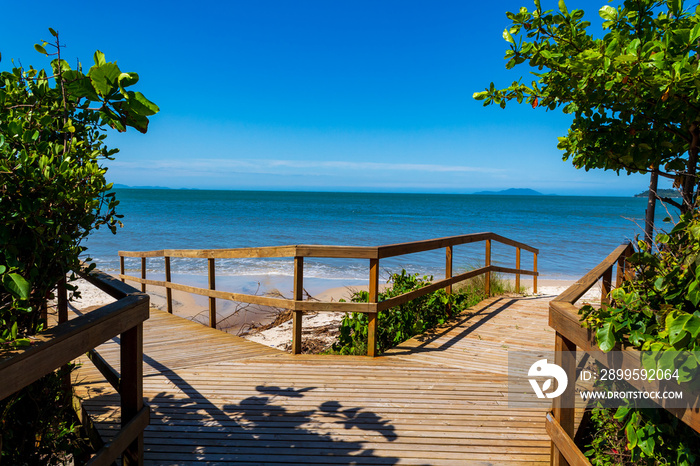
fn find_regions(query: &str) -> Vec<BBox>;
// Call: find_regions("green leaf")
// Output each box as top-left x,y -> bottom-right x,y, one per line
503,28 -> 515,45
614,406 -> 630,420
89,62 -> 121,96
48,27 -> 58,37
654,276 -> 665,291
125,91 -> 160,116
626,422 -> 638,449
94,50 -> 106,66
34,44 -> 47,55
656,233 -> 670,244
597,321 -> 616,352
558,0 -> 568,16
630,329 -> 646,346
615,54 -> 637,63
638,434 -> 655,456
667,312 -> 700,346
688,280 -> 700,307
118,72 -> 139,88
0,265 -> 6,274
3,273 -> 31,300
599,5 -> 617,22
691,23 -> 700,43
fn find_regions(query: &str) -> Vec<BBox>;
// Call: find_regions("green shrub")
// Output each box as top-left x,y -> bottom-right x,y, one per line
0,31 -> 158,347
579,207 -> 700,464
0,30 -> 157,462
332,269 -> 507,355
585,406 -> 698,466
0,364 -> 90,465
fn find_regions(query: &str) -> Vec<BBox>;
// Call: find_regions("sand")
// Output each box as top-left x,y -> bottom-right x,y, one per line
62,275 -> 599,353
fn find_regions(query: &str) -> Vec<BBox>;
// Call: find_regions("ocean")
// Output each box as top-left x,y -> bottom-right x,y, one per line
84,189 -> 667,293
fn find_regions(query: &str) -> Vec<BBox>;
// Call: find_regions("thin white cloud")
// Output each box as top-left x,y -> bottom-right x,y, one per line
110,158 -> 504,175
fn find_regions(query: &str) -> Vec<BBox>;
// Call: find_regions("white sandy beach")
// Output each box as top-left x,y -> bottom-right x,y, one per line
61,275 -> 601,353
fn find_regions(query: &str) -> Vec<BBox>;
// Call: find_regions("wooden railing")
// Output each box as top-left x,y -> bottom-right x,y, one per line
119,232 -> 538,357
0,266 -> 150,465
547,243 -> 700,466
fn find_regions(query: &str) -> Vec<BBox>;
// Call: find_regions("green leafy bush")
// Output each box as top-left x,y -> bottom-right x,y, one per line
0,365 -> 90,465
579,208 -> 700,464
332,270 -> 496,355
0,30 -> 158,346
585,405 -> 698,466
580,209 -> 700,356
0,30 -> 158,462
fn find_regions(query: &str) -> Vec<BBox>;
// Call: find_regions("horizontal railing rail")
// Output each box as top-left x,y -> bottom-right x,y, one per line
0,265 -> 150,466
547,242 -> 700,466
119,232 -> 539,356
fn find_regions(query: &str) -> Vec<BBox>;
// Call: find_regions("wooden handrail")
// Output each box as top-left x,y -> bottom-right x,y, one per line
119,232 -> 539,356
549,243 -> 633,466
118,232 -> 540,261
0,267 -> 150,465
377,266 -> 490,312
552,243 -> 632,305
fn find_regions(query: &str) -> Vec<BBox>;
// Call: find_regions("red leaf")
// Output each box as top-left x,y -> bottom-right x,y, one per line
532,97 -> 539,109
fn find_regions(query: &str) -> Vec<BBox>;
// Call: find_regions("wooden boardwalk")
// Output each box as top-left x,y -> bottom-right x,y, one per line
74,294 -> 561,465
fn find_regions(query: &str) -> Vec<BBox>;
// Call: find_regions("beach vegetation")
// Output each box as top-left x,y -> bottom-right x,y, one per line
0,30 -> 158,462
475,0 -> 700,243
331,269 -> 514,355
578,207 -> 700,464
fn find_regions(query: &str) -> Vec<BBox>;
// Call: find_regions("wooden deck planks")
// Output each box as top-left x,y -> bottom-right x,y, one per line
74,294 -> 567,465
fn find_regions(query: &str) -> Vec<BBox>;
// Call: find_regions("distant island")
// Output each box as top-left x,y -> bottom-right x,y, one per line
634,189 -> 682,198
113,183 -> 172,190
112,184 -> 200,190
473,188 -> 544,196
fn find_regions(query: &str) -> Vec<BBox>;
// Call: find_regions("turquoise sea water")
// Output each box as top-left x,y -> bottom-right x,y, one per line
84,189 -> 667,284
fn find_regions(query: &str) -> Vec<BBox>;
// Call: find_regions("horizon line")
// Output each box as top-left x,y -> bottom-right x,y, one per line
110,184 -> 647,198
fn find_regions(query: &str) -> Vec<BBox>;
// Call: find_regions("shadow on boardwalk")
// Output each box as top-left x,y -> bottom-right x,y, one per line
386,297 -> 519,355
82,348 -> 400,464
77,295 -> 556,465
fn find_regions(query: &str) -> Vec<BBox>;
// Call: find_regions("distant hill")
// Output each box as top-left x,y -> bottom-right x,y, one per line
113,184 -> 172,190
473,188 -> 545,196
634,189 -> 682,198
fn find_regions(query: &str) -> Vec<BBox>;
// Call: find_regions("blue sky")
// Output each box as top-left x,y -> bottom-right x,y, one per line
1,0 -> 670,196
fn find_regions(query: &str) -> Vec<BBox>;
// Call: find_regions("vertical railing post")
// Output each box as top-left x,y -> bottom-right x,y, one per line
292,256 -> 304,355
445,246 -> 453,316
57,275 -> 68,324
140,257 -> 146,293
515,247 -> 521,292
601,266 -> 613,306
484,239 -> 491,297
615,254 -> 625,289
57,275 -> 71,400
121,322 -> 144,465
613,246 -> 632,306
208,258 -> 216,328
552,332 -> 576,466
367,258 -> 379,357
40,300 -> 48,323
120,255 -> 125,283
624,242 -> 635,282
533,252 -> 538,294
165,256 -> 173,314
